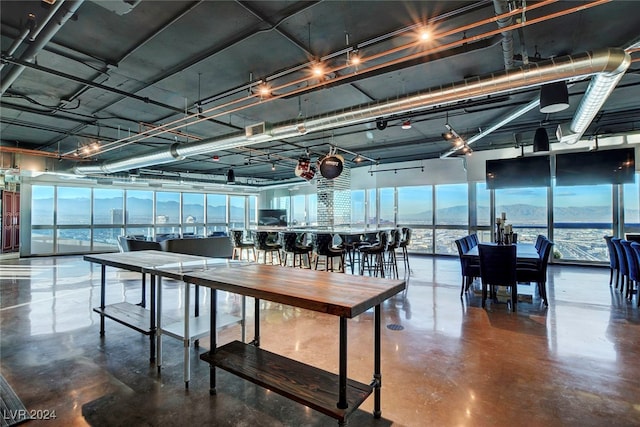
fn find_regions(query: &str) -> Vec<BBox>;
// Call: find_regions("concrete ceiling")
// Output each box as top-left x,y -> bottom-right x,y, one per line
1,0 -> 639,186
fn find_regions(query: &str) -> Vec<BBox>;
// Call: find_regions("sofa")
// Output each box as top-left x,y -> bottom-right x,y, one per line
159,236 -> 233,258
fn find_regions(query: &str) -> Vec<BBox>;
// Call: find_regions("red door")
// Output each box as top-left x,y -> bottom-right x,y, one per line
2,191 -> 20,253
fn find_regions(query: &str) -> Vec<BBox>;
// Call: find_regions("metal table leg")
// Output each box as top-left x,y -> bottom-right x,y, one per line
337,317 -> 348,410
99,265 -> 105,336
156,276 -> 163,372
209,289 -> 217,395
374,304 -> 381,418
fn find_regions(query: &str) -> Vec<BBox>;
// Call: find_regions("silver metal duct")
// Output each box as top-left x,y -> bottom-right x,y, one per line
75,48 -> 630,176
493,0 -> 515,70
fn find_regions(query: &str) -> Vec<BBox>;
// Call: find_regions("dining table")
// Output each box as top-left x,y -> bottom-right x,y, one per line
463,242 -> 540,262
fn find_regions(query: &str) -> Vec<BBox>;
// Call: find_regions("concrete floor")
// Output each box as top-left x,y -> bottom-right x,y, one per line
1,254 -> 639,426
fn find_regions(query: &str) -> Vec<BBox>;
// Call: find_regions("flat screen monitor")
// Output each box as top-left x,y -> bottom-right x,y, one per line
258,209 -> 287,226
486,155 -> 551,189
555,147 -> 635,186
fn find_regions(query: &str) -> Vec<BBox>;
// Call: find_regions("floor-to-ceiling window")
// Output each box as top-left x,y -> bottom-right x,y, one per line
25,184 -> 255,255
475,182 -> 491,242
495,186 -> 548,244
126,189 -> 153,238
553,184 -> 612,262
183,193 -> 204,236
379,187 -> 395,226
207,194 -> 227,234
397,185 -> 432,253
156,191 -> 180,239
229,196 -> 246,230
31,185 -> 54,255
623,174 -> 640,236
57,187 -> 91,253
93,188 -> 124,251
351,190 -> 365,227
291,194 -> 306,226
435,183 -> 468,255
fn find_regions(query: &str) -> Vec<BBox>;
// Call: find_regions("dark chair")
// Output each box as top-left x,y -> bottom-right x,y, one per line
516,239 -> 554,306
629,242 -> 640,307
478,243 -> 518,311
281,232 -> 311,268
359,231 -> 388,277
398,227 -> 412,272
468,233 -> 479,247
312,233 -> 345,272
455,238 -> 480,296
621,240 -> 638,301
604,235 -> 620,288
339,233 -> 363,274
231,230 -> 256,261
535,234 -> 546,251
611,238 -> 629,296
384,229 -> 401,279
254,231 -> 282,265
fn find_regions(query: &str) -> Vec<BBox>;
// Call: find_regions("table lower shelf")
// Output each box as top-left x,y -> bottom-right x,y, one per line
93,302 -> 152,335
200,340 -> 374,422
161,313 -> 242,341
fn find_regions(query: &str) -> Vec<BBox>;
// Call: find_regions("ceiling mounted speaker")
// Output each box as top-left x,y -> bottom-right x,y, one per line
539,81 -> 569,113
533,127 -> 550,152
319,154 -> 344,179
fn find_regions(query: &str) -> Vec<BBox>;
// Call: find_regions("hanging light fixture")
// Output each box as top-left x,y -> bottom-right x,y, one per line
226,168 -> 235,184
533,127 -> 550,152
539,81 -> 569,113
401,120 -> 412,130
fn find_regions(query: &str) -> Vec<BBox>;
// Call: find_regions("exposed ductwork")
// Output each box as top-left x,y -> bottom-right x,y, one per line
75,48 -> 631,176
493,0 -> 515,70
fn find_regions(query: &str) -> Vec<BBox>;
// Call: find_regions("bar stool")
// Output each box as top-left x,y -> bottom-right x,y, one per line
281,232 -> 311,268
254,231 -> 282,265
339,233 -> 362,274
398,227 -> 412,272
384,229 -> 400,279
359,231 -> 387,277
231,230 -> 256,261
312,233 -> 345,272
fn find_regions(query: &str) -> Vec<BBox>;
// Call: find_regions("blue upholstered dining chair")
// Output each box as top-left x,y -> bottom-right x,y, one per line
604,235 -> 620,288
516,238 -> 554,306
611,238 -> 629,297
621,240 -> 638,301
455,238 -> 480,297
478,243 -> 518,311
629,242 -> 640,307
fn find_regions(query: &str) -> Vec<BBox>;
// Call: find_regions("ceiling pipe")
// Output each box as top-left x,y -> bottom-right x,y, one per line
0,0 -> 66,74
75,48 -> 630,176
493,0 -> 515,70
0,0 -> 84,96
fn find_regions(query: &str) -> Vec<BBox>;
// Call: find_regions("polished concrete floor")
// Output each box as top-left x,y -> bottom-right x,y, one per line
1,254 -> 639,427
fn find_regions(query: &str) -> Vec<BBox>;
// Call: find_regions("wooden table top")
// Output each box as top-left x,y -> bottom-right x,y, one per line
182,264 -> 406,319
